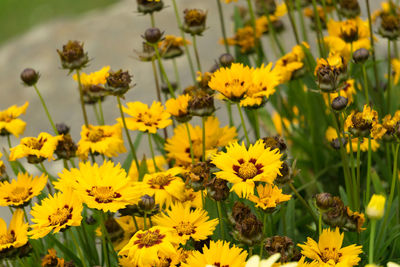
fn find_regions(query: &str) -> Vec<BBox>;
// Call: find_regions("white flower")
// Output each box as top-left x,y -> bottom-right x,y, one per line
245,254 -> 297,267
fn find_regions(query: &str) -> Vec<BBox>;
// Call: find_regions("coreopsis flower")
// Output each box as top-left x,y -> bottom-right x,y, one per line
324,18 -> 371,60
117,101 -> 172,133
57,161 -> 140,212
105,69 -> 133,97
29,189 -> 83,239
72,66 -> 110,104
41,249 -> 65,267
240,63 -> 282,108
211,140 -> 283,198
344,104 -> 383,138
248,184 -> 291,210
0,173 -> 47,207
153,202 -> 218,245
9,132 -> 62,164
209,63 -> 253,101
159,35 -> 190,59
315,53 -> 347,92
139,167 -> 186,208
128,155 -> 166,181
182,240 -> 248,267
366,194 -> 386,220
76,124 -> 126,160
180,188 -> 203,208
113,216 -> 145,251
0,209 -> 28,253
165,116 -> 237,165
118,226 -> 177,267
275,43 -> 309,82
298,227 -> 362,266
0,102 -> 29,137
57,40 -> 89,70
223,26 -> 259,54
325,126 -> 380,152
165,94 -> 192,123
183,9 -> 207,35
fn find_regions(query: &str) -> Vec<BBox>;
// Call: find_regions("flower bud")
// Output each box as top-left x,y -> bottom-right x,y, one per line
20,68 -> 39,86
264,236 -> 300,262
338,0 -> 360,18
206,178 -> 230,201
219,53 -> 235,67
379,14 -> 400,40
188,90 -> 215,117
137,0 -> 164,14
55,134 -> 77,160
183,9 -> 207,35
230,201 -> 251,224
352,48 -> 369,64
138,194 -> 156,212
366,194 -> 386,220
234,213 -> 263,246
262,135 -> 287,154
105,70 -> 133,96
56,123 -> 70,135
315,193 -> 334,210
57,40 -> 89,70
144,27 -> 163,44
331,96 -> 348,111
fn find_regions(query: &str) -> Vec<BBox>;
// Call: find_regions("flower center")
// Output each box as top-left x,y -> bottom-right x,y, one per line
87,186 -> 121,203
150,174 -> 172,189
137,112 -> 158,127
238,162 -> 258,180
24,138 -> 44,150
48,206 -> 72,226
0,113 -> 14,123
0,231 -> 16,246
134,229 -> 165,248
320,248 -> 342,264
6,186 -> 32,204
213,263 -> 229,267
174,221 -> 196,236
87,128 -> 105,142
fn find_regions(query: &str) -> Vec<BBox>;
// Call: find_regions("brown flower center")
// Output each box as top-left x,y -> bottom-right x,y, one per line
134,229 -> 165,248
87,186 -> 121,203
0,231 -> 16,246
150,174 -> 173,189
24,138 -> 45,150
87,128 -> 105,142
48,205 -> 72,226
6,186 -> 32,204
174,221 -> 196,236
320,247 -> 342,264
233,159 -> 263,181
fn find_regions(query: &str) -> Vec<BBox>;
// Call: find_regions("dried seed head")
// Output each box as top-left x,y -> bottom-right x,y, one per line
105,70 -> 133,96
315,192 -> 334,210
137,0 -> 164,14
379,14 -> 400,40
183,9 -> 207,35
57,40 -> 89,70
338,0 -> 360,18
206,178 -> 230,201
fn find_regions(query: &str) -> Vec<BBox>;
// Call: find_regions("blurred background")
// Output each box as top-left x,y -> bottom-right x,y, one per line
0,0 -> 384,220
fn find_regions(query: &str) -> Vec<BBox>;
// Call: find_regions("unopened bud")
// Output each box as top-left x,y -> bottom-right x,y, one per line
352,48 -> 369,64
20,68 -> 39,86
219,53 -> 234,67
331,96 -> 348,111
138,194 -> 156,212
144,28 -> 163,44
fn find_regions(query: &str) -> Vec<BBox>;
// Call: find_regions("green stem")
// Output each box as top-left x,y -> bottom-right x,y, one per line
98,99 -> 105,125
265,12 -> 285,55
369,219 -> 377,264
284,0 -> 301,45
117,96 -> 139,171
132,216 -> 139,231
92,104 -> 101,125
260,212 -> 267,258
387,39 -> 392,114
70,229 -> 89,267
202,117 -> 206,162
362,64 -> 370,104
148,133 -> 158,172
318,210 -> 322,236
253,109 -> 260,139
192,35 -> 202,72
237,103 -> 250,146
151,43 -> 176,98
7,135 -> 12,149
100,212 -> 110,267
366,137 -> 372,201
216,201 -> 225,240
295,0 -> 309,42
226,102 -> 234,127
311,0 -> 325,57
355,137 -> 361,209
365,0 -> 380,90
151,59 -> 162,103
289,183 -> 319,225
143,213 -> 148,230
216,0 -> 231,53
185,122 -> 195,164
150,13 -> 155,27
75,70 -> 89,127
171,0 -> 196,82
172,58 -> 181,91
40,162 -> 54,195
33,84 -> 58,135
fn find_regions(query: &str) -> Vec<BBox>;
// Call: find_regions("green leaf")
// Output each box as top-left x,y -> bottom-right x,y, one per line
371,169 -> 386,196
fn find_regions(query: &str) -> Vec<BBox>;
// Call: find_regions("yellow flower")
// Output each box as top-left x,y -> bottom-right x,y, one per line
209,63 -> 254,101
41,249 -> 65,267
0,172 -> 47,207
344,105 -> 382,138
165,94 -> 192,122
275,43 -> 309,82
211,140 -> 283,198
248,184 -> 291,209
72,66 -> 110,86
165,116 -> 237,165
128,155 -> 166,181
117,101 -> 172,133
392,58 -> 400,85
9,132 -> 62,163
182,240 -> 248,267
57,161 -> 139,212
77,124 -> 126,160
180,188 -> 203,209
139,167 -> 186,208
0,209 -> 28,252
240,63 -> 282,108
118,226 -> 177,267
222,26 -> 258,54
272,112 -> 291,136
153,202 -> 218,245
223,0 -> 238,3
0,102 -> 29,137
366,194 -> 386,219
29,189 -> 83,239
298,227 -> 362,266
113,216 -> 145,251
324,18 -> 371,61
